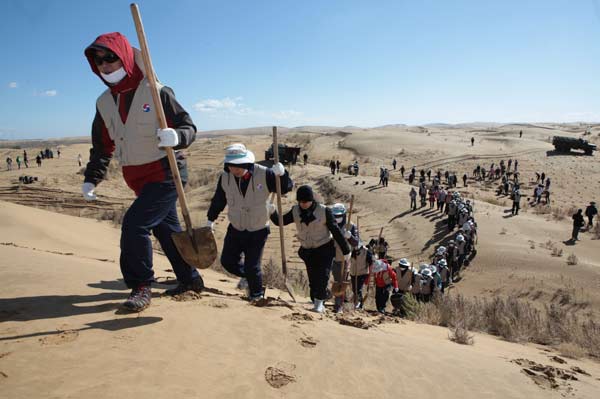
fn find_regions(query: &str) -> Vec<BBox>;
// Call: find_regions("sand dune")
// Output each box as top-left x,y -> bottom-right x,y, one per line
1,124 -> 599,398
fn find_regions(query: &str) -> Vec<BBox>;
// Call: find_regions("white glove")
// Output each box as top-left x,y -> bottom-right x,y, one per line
344,230 -> 352,239
157,128 -> 179,148
82,182 -> 97,201
267,202 -> 276,215
271,162 -> 285,176
205,220 -> 215,231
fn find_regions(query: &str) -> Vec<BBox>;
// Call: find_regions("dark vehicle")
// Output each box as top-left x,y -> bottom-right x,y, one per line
264,143 -> 301,164
552,136 -> 596,155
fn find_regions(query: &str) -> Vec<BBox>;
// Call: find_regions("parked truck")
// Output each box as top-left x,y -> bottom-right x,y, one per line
552,136 -> 596,155
264,144 -> 301,164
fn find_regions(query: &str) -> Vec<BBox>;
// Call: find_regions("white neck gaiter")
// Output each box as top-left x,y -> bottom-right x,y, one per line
100,67 -> 127,84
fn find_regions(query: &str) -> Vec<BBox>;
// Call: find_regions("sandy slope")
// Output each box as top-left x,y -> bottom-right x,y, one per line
2,201 -> 600,399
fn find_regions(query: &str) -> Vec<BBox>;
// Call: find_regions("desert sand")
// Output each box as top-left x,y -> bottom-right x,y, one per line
1,124 -> 599,398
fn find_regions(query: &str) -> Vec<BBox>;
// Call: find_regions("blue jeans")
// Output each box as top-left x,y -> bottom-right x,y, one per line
220,224 -> 269,298
120,182 -> 200,288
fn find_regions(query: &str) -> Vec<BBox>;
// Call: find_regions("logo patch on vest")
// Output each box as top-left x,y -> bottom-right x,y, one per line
142,103 -> 151,112
256,183 -> 263,190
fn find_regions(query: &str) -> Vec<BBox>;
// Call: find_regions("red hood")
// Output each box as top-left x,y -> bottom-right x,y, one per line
84,32 -> 143,94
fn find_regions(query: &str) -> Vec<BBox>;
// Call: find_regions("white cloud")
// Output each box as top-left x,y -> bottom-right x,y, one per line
39,90 -> 58,97
193,96 -> 302,120
8,82 -> 17,88
194,97 -> 240,112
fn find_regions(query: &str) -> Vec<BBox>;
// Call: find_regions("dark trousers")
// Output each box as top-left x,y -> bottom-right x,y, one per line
120,182 -> 200,289
588,216 -> 594,227
512,201 -> 520,215
299,240 -> 335,301
448,214 -> 456,230
410,198 -> 416,210
572,226 -> 581,241
220,224 -> 269,298
351,274 -> 368,307
375,285 -> 391,312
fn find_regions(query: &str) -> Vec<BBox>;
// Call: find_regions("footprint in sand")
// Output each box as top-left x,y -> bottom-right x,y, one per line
39,329 -> 79,346
299,336 -> 318,348
265,362 -> 296,388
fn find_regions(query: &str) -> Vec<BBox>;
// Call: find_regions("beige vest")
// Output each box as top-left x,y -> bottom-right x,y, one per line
292,204 -> 332,249
396,267 -> 413,292
350,247 -> 369,276
411,274 -> 422,295
420,276 -> 434,295
221,165 -> 270,232
334,222 -> 354,262
96,78 -> 166,166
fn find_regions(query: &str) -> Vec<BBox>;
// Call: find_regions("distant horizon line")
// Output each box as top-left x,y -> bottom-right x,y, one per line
2,120 -> 598,141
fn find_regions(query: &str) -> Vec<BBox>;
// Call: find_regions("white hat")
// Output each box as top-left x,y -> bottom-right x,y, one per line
456,234 -> 465,242
437,258 -> 447,267
429,265 -> 437,274
421,268 -> 433,278
224,143 -> 255,165
436,246 -> 447,255
398,258 -> 411,268
419,263 -> 430,271
372,259 -> 388,273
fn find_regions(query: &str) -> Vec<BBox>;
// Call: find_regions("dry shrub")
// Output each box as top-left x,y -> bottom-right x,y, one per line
499,228 -> 507,235
408,294 -> 599,358
262,257 -> 284,289
533,205 -> 551,215
556,342 -> 587,359
566,254 -> 578,266
551,247 -> 563,257
186,168 -> 220,191
552,206 -> 578,221
96,206 -> 128,226
401,293 -> 420,319
449,325 -> 474,345
315,176 -> 350,204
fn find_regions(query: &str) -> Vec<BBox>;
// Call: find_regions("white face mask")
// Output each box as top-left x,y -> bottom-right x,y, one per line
335,217 -> 343,223
100,67 -> 127,84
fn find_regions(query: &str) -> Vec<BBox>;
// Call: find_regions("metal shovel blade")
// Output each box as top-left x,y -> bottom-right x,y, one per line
171,227 -> 217,269
331,281 -> 351,297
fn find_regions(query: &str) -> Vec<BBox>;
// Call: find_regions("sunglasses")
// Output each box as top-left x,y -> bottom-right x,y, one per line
93,52 -> 120,66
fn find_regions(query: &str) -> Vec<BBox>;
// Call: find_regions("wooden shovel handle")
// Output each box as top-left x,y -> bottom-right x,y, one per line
272,127 -> 287,277
130,3 -> 194,233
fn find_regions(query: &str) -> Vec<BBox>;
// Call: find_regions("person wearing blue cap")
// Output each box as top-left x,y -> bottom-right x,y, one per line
206,143 -> 292,302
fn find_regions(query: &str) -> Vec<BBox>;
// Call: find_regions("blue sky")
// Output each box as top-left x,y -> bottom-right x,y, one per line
2,0 -> 600,139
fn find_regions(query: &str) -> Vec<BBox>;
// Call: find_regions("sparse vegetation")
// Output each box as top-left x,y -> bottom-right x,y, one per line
405,294 -> 600,359
551,247 -> 563,257
499,228 -> 507,235
566,253 -> 578,266
186,167 -> 220,191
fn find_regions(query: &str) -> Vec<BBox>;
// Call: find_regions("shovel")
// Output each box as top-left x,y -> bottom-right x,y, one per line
130,4 -> 217,269
332,194 -> 353,298
272,127 -> 296,302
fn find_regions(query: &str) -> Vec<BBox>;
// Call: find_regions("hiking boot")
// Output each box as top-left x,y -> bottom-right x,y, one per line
122,285 -> 152,312
164,277 -> 205,296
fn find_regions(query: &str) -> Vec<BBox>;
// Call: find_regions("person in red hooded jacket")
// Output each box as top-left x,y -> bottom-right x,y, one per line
365,259 -> 399,313
82,32 -> 203,312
